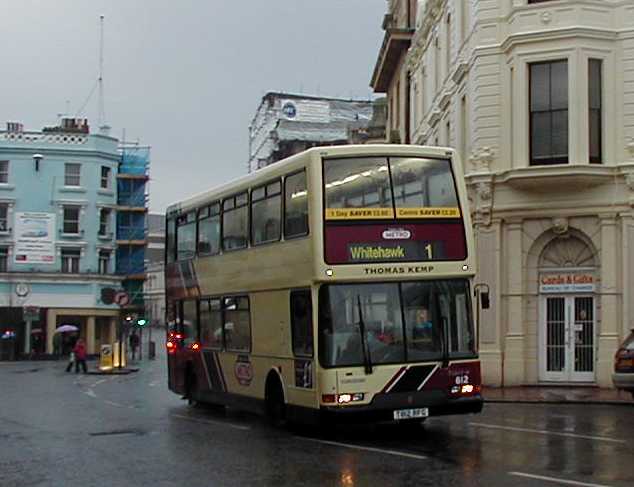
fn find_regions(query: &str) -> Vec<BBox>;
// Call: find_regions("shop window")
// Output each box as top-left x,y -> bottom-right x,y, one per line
530,60 -> 568,165
251,180 -> 281,245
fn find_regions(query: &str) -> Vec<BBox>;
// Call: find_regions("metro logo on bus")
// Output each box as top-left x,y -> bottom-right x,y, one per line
382,228 -> 411,240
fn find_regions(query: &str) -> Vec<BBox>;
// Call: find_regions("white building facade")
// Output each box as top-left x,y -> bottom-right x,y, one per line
373,0 -> 634,387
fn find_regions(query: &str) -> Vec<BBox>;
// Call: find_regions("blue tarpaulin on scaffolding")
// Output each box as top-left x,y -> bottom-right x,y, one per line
119,146 -> 150,175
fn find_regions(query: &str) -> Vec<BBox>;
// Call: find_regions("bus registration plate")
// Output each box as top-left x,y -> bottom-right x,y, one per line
393,408 -> 429,421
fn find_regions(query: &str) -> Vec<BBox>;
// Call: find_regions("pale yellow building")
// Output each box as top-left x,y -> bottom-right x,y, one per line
372,0 -> 634,387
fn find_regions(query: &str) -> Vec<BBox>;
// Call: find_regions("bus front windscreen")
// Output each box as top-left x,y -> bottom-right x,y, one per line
323,156 -> 466,264
318,280 -> 475,368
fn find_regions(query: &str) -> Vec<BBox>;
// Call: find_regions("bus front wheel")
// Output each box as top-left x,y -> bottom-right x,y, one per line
265,376 -> 286,427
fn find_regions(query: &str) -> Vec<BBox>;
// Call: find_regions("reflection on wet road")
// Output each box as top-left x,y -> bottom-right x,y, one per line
1,357 -> 632,487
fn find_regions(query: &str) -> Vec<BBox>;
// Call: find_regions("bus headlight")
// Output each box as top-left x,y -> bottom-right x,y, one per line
326,269 -> 334,277
336,393 -> 364,404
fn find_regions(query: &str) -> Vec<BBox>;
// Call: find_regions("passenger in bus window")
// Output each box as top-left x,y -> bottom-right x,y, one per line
412,307 -> 433,345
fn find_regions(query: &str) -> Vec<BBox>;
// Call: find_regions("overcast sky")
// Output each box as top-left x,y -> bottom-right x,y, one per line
2,1 -> 386,212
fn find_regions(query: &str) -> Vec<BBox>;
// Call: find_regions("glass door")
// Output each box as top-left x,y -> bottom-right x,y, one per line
571,296 -> 594,382
540,296 -> 595,382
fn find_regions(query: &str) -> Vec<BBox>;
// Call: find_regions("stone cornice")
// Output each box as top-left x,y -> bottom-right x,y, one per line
0,146 -> 120,163
500,26 -> 619,53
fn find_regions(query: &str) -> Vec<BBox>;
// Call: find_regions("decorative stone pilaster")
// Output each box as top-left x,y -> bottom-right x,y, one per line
597,214 -> 622,386
467,147 -> 495,227
627,140 -> 634,160
625,172 -> 634,207
503,220 -> 526,385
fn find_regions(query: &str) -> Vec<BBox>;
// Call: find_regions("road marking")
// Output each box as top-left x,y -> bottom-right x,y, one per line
299,437 -> 427,460
470,422 -> 625,444
509,471 -> 614,487
170,414 -> 251,431
84,390 -> 97,398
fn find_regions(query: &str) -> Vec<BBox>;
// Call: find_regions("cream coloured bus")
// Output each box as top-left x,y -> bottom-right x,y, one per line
165,144 -> 484,425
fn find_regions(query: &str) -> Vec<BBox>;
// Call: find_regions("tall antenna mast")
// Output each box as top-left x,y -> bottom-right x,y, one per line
98,14 -> 107,129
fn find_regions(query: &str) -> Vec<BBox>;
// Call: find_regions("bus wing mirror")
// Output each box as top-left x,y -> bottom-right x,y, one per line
480,292 -> 490,310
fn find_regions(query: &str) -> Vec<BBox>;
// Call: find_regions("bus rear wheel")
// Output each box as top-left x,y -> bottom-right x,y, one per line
265,377 -> 286,427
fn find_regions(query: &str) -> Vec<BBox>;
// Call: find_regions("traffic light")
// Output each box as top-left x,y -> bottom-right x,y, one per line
136,318 -> 147,327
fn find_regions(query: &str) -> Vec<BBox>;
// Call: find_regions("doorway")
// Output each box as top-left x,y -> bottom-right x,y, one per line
540,295 -> 595,382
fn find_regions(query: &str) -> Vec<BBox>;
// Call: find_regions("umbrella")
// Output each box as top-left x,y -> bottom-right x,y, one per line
55,324 -> 79,333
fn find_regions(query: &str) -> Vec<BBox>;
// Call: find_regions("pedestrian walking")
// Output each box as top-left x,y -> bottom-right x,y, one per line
71,338 -> 88,374
65,350 -> 75,372
53,332 -> 62,357
129,332 -> 140,361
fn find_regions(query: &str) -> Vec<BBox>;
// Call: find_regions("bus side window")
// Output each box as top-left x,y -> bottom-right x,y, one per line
252,180 -> 282,246
290,290 -> 313,357
284,170 -> 309,238
224,296 -> 251,352
199,298 -> 223,349
182,299 -> 198,346
223,193 -> 249,251
166,217 -> 176,263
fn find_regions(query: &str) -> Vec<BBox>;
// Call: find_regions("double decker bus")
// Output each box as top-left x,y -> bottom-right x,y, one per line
165,144 -> 484,425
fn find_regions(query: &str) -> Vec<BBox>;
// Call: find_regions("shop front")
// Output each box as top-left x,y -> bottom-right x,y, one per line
539,272 -> 596,383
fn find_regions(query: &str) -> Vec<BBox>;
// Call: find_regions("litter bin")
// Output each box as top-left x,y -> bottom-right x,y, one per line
148,340 -> 156,360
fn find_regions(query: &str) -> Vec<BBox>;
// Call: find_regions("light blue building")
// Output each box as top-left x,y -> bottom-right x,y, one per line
0,119 -> 148,359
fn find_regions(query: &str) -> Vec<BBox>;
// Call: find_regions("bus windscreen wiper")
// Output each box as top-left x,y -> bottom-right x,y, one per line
357,295 -> 373,375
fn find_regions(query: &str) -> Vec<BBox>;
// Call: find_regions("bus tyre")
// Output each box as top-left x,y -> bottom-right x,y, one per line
265,377 -> 286,427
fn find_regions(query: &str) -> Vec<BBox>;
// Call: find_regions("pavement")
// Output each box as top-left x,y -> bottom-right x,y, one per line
483,385 -> 633,405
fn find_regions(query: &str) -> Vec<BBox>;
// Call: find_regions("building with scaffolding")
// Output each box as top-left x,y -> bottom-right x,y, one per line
116,144 -> 150,316
248,92 -> 375,172
0,119 -> 150,360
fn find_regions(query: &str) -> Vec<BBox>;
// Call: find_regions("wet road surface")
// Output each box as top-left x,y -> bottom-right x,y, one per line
1,355 -> 632,487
